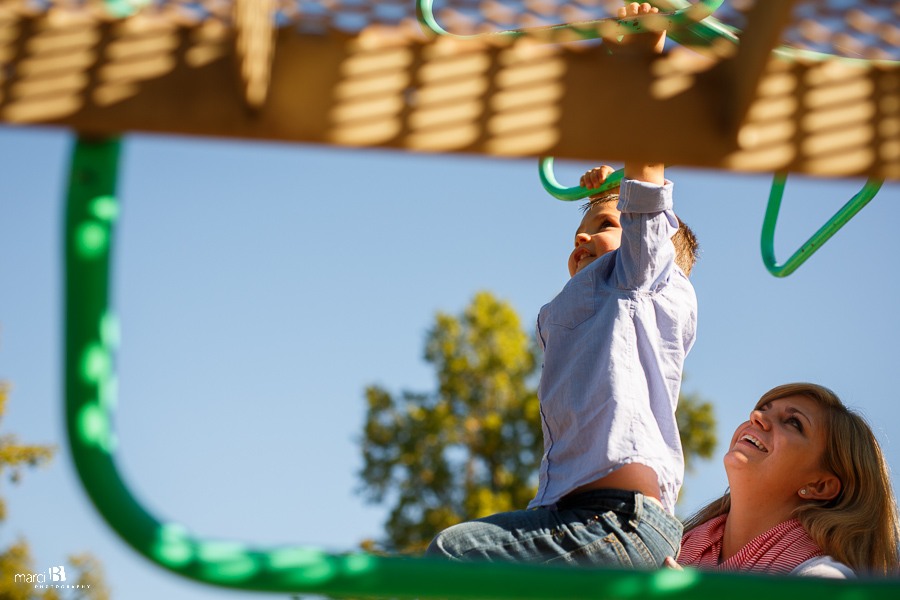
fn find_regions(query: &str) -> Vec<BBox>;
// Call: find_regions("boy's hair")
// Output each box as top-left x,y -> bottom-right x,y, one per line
581,194 -> 699,277
672,216 -> 699,277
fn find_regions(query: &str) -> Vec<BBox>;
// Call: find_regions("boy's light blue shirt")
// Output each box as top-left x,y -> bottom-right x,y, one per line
529,178 -> 697,515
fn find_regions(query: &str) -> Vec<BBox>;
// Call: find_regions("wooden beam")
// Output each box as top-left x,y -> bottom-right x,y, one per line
0,9 -> 898,180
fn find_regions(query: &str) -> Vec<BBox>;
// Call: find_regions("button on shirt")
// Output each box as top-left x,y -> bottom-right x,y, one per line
529,179 -> 697,515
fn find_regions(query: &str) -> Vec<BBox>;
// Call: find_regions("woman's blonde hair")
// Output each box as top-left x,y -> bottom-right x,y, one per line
682,383 -> 900,576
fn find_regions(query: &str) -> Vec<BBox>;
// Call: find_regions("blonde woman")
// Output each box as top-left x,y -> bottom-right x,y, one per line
673,383 -> 899,577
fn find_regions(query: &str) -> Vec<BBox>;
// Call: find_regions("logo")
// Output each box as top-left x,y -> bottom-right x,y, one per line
14,566 -> 65,584
13,566 -> 91,590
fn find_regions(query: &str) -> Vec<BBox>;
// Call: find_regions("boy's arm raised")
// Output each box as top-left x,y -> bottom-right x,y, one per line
614,177 -> 678,291
624,162 -> 665,186
604,4 -> 675,290
612,4 -> 666,186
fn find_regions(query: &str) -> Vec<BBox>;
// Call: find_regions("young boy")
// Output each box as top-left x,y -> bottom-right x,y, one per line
425,3 -> 699,568
425,162 -> 698,568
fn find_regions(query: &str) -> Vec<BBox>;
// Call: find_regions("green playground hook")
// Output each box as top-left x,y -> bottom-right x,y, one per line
416,0 -> 725,43
539,157 -> 624,201
760,174 -> 883,277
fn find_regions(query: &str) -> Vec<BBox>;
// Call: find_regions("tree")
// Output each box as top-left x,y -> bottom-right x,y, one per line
0,382 -> 55,523
358,292 -> 716,553
677,387 -> 717,473
0,381 -> 111,600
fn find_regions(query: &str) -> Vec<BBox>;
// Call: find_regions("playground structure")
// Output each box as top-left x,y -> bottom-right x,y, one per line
4,0 -> 900,596
0,0 -> 898,174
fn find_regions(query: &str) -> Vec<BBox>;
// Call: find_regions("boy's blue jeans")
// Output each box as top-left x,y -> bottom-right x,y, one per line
425,489 -> 682,568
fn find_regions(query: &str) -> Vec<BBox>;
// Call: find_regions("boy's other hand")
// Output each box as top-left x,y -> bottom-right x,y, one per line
605,3 -> 666,55
663,557 -> 683,571
580,166 -> 616,191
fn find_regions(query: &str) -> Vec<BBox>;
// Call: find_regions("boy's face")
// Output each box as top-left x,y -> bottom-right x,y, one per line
568,200 -> 622,277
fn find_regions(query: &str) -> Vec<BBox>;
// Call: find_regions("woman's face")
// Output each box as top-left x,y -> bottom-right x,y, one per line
725,395 -> 836,502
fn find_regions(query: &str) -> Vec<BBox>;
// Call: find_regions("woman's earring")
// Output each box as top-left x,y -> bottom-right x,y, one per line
800,489 -> 807,495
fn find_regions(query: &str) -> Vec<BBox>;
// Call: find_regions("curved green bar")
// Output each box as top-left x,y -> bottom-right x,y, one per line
539,157 -> 624,201
65,141 -> 900,596
656,0 -> 900,66
416,0 -> 725,43
760,174 -> 883,277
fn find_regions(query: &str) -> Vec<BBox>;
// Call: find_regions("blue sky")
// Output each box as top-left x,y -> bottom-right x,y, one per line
1,125 -> 898,599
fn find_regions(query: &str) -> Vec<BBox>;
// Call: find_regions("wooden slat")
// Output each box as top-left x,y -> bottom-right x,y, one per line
714,0 -> 798,131
233,0 -> 275,109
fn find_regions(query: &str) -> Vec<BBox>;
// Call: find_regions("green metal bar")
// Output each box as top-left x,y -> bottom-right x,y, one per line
416,0 -> 725,43
539,157 -> 624,201
64,139 -> 900,596
655,0 -> 900,66
650,0 -> 739,56
102,0 -> 152,18
760,174 -> 883,277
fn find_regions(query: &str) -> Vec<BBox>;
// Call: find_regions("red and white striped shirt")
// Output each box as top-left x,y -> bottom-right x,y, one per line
678,514 -> 825,574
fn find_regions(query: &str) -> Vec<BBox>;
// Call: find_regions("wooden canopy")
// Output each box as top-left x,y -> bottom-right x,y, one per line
1,0 -> 898,179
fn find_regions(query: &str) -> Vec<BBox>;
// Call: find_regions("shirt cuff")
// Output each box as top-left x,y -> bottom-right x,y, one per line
617,178 -> 674,214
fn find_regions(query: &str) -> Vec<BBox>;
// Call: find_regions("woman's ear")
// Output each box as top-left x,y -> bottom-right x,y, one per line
802,474 -> 841,501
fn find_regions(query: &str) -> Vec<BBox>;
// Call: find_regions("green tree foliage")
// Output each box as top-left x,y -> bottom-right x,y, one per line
677,387 -> 717,473
0,539 -> 61,600
67,553 -> 111,600
0,382 -> 54,523
0,382 -> 110,600
359,292 -> 716,553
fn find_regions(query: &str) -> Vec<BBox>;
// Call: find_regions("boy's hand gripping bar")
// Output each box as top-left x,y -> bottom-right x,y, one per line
416,0 -> 725,44
539,157 -> 624,201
